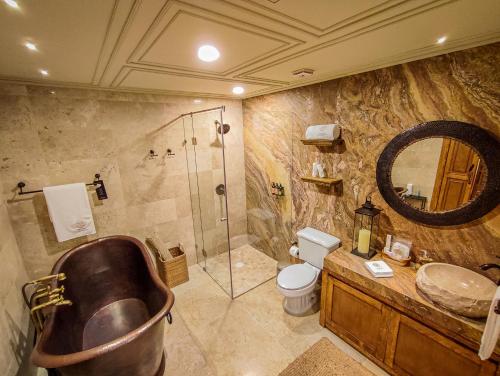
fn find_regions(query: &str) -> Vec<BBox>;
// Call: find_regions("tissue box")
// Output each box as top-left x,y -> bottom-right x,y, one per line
365,261 -> 393,278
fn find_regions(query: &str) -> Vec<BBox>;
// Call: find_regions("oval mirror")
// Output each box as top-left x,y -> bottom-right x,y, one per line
377,121 -> 500,226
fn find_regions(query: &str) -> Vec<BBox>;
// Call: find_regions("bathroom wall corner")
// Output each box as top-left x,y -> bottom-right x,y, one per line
0,175 -> 37,376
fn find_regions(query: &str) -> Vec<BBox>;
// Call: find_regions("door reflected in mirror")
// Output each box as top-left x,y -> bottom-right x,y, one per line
391,138 -> 486,212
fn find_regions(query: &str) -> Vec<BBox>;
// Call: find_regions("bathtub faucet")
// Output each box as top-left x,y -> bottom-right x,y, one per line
21,273 -> 72,334
31,296 -> 72,333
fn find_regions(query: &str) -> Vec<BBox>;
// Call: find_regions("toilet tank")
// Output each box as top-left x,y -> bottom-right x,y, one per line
297,227 -> 340,269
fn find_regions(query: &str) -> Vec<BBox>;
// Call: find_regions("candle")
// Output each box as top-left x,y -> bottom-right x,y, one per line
358,228 -> 371,254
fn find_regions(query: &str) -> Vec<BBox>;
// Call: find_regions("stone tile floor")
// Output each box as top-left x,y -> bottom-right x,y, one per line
163,265 -> 389,376
204,244 -> 277,297
35,265 -> 389,376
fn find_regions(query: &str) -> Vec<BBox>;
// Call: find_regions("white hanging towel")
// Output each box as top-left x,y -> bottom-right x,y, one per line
479,286 -> 500,360
43,183 -> 96,242
305,124 -> 340,140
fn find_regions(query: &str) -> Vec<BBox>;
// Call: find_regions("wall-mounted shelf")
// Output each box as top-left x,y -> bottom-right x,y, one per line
301,176 -> 342,187
300,139 -> 341,147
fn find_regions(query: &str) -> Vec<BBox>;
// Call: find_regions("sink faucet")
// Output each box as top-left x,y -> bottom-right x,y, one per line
480,263 -> 500,271
480,263 -> 500,290
480,263 -> 500,314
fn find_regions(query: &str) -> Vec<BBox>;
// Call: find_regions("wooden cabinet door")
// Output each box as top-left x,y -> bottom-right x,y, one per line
324,276 -> 391,361
430,139 -> 482,211
387,315 -> 496,376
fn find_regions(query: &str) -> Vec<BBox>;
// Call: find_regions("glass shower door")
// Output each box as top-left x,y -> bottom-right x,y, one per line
183,110 -> 233,297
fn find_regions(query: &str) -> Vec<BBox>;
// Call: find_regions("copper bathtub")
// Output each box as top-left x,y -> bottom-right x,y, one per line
31,236 -> 175,376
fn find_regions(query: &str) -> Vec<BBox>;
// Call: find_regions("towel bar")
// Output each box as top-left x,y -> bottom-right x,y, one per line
17,173 -> 108,200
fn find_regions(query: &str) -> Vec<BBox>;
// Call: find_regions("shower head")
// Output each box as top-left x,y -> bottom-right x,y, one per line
215,120 -> 230,134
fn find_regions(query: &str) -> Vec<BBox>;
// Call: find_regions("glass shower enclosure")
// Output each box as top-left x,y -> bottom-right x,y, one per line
164,106 -> 276,299
182,107 -> 233,296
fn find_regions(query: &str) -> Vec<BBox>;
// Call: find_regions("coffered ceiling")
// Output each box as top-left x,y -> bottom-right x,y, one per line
0,0 -> 499,98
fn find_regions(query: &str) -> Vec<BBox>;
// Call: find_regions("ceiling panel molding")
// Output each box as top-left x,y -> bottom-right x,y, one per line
225,0 -> 408,36
246,30 -> 500,98
237,0 -> 455,82
0,0 -> 499,98
113,65 -> 281,89
0,73 -> 237,99
91,0 -> 121,84
102,0 -> 303,90
93,0 -> 142,85
126,5 -> 303,77
117,67 -> 275,95
123,61 -> 290,85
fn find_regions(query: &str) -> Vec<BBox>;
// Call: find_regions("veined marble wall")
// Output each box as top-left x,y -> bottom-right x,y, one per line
0,83 -> 246,279
0,175 -> 36,376
243,43 -> 500,271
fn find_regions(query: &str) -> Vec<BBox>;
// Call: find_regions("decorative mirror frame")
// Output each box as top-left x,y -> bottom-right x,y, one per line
376,121 -> 500,226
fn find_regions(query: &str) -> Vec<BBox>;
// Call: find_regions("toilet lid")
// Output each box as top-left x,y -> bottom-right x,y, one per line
278,264 -> 317,290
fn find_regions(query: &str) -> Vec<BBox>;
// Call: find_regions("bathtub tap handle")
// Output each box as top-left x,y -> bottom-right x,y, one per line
166,311 -> 173,325
30,295 -> 73,334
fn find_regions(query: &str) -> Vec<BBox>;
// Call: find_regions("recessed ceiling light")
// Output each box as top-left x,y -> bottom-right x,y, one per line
4,0 -> 19,9
197,45 -> 220,62
436,36 -> 447,44
24,42 -> 37,51
193,99 -> 202,104
39,69 -> 49,76
232,86 -> 244,95
49,90 -> 56,95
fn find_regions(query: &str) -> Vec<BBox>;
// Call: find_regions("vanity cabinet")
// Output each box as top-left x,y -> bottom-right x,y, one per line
323,276 -> 391,360
321,274 -> 498,376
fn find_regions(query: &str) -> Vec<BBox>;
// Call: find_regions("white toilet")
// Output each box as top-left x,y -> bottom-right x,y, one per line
277,227 -> 340,316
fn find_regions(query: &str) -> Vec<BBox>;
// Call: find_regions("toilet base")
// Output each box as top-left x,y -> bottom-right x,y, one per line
282,285 -> 321,317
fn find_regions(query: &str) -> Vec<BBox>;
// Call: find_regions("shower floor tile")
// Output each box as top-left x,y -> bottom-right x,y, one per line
204,244 -> 277,297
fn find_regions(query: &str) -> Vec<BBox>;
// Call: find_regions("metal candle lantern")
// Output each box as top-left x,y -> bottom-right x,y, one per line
351,196 -> 381,259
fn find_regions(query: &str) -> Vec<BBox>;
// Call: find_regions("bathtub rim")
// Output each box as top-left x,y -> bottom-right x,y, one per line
30,235 -> 175,369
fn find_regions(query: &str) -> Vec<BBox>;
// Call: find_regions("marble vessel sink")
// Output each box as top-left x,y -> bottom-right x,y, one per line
416,263 -> 496,318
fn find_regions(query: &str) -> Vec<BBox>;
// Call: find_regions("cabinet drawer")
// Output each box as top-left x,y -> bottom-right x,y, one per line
325,277 -> 390,361
389,315 -> 496,376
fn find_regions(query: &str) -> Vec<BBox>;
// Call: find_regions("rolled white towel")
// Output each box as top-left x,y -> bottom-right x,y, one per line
305,124 -> 340,140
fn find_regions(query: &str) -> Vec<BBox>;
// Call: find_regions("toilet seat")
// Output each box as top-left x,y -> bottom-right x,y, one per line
277,264 -> 318,290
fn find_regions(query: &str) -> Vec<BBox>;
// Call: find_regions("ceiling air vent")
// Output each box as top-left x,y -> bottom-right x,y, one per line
292,68 -> 314,78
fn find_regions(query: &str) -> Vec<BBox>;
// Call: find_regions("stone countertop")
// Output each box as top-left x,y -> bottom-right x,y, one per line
323,247 -> 499,357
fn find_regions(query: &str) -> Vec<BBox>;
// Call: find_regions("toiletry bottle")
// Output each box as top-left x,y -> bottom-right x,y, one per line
312,162 -> 319,177
271,182 -> 276,195
317,163 -> 326,178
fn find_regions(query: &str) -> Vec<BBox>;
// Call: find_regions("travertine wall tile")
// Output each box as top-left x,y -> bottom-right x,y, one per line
243,43 -> 500,270
0,176 -> 36,376
0,85 -> 246,279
